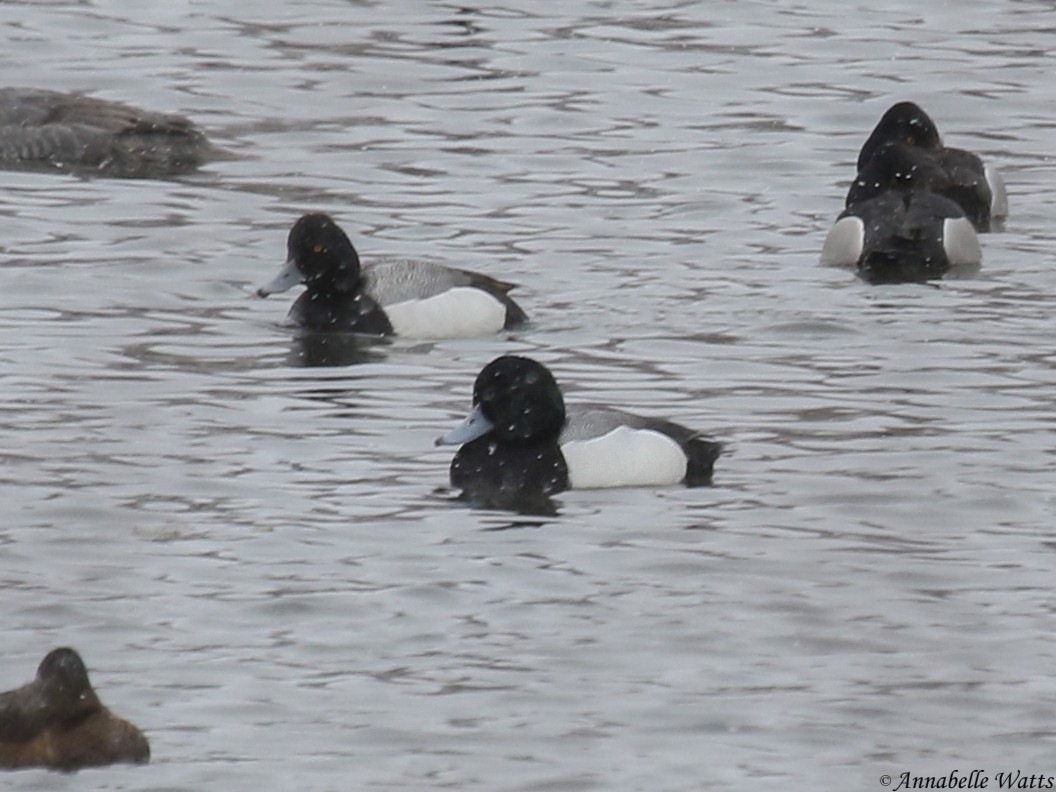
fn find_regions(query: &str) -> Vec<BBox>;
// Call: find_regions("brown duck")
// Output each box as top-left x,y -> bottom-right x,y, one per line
0,87 -> 220,178
0,648 -> 149,771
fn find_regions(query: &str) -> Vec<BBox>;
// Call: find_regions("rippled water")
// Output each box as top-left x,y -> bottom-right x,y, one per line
1,1 -> 1054,789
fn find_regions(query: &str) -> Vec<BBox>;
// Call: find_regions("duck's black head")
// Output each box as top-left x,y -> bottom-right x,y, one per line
286,213 -> 363,294
472,356 -> 566,444
36,648 -> 92,695
857,101 -> 943,171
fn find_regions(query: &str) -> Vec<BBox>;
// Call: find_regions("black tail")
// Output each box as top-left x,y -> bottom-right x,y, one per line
683,435 -> 722,487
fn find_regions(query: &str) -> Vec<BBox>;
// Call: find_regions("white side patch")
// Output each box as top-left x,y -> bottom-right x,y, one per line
562,426 -> 687,489
943,216 -> 982,268
382,287 -> 507,339
985,163 -> 1008,219
820,216 -> 864,267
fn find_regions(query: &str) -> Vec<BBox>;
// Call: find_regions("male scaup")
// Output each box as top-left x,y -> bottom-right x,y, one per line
857,101 -> 1007,232
822,142 -> 982,284
0,87 -> 217,178
436,355 -> 721,505
0,648 -> 149,771
257,213 -> 528,338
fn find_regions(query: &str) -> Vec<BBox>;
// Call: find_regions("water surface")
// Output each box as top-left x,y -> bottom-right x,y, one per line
0,1 -> 1054,790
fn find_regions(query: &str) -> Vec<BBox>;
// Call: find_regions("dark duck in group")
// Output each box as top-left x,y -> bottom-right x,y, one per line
0,648 -> 149,772
821,99 -> 1008,284
437,355 -> 721,510
257,213 -> 528,338
855,101 -> 1007,232
822,141 -> 982,284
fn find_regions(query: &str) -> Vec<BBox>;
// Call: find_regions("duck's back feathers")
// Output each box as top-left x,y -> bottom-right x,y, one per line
561,407 -> 721,488
363,260 -> 527,336
0,87 -> 216,178
935,147 -> 995,232
850,191 -> 980,284
845,142 -> 952,208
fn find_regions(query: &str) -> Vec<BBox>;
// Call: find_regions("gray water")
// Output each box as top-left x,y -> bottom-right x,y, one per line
1,1 -> 1054,790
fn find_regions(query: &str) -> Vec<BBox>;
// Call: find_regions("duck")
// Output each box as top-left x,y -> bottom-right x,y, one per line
822,142 -> 982,284
257,213 -> 528,338
436,355 -> 721,506
0,648 -> 149,771
0,87 -> 217,178
856,101 -> 1007,232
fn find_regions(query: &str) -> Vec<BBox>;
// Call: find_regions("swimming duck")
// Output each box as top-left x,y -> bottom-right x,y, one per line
856,101 -> 1007,232
822,142 -> 982,284
437,355 -> 721,506
257,213 -> 528,338
0,648 -> 149,771
0,87 -> 216,178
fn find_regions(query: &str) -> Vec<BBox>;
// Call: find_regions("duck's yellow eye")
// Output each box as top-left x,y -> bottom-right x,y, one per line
906,135 -> 916,146
313,244 -> 324,253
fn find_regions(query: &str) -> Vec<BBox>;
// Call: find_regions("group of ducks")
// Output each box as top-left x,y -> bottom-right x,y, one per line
821,101 -> 1007,283
0,90 -> 1007,771
256,212 -> 723,511
256,101 -> 1008,509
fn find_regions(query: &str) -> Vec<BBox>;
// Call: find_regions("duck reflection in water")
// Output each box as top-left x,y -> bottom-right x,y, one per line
286,331 -> 391,368
0,648 -> 149,772
441,482 -> 563,517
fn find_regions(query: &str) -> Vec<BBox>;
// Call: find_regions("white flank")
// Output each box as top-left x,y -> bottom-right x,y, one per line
985,163 -> 1009,219
943,216 -> 982,267
562,426 -> 687,489
383,287 -> 507,339
820,216 -> 864,267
